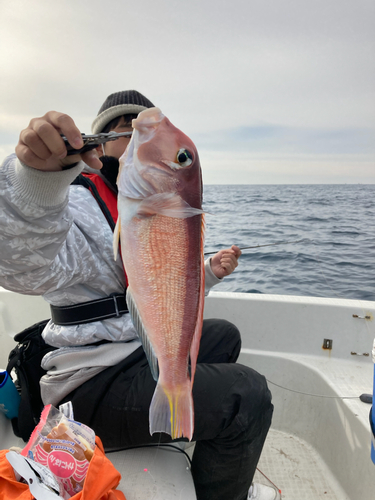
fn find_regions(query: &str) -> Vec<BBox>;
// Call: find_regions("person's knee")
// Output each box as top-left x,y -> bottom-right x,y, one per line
204,318 -> 241,345
214,364 -> 272,443
200,318 -> 241,363
233,365 -> 273,427
222,319 -> 241,344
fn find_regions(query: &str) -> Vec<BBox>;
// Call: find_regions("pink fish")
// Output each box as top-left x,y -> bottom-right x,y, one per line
114,107 -> 205,440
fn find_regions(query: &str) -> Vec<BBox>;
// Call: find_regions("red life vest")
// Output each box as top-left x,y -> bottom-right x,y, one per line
81,173 -> 119,224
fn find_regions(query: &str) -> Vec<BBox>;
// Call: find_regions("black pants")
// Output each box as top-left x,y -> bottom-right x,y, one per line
61,319 -> 273,500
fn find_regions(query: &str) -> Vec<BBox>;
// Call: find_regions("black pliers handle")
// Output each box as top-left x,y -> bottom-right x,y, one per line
62,131 -> 132,156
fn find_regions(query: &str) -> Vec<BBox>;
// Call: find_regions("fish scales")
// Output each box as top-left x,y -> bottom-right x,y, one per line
133,215 -> 199,356
115,107 -> 205,440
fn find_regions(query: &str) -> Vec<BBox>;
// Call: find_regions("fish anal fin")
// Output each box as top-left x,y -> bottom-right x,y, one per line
137,193 -> 204,219
126,288 -> 159,381
149,380 -> 193,441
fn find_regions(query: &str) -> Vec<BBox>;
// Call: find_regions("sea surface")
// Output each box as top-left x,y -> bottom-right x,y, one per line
203,184 -> 375,301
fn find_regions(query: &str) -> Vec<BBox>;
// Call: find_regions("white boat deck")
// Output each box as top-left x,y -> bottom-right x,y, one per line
255,429 -> 347,500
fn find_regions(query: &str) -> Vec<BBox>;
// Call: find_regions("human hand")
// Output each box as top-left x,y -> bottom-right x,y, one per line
15,111 -> 103,172
210,245 -> 242,279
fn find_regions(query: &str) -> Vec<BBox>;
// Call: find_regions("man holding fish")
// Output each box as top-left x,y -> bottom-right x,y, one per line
0,91 -> 277,500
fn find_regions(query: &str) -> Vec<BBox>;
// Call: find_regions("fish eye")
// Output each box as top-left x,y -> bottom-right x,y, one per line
176,149 -> 193,166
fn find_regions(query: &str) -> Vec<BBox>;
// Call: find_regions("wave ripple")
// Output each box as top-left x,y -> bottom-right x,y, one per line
203,184 -> 375,301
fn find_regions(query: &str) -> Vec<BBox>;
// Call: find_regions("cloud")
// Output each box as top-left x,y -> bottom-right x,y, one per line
0,0 -> 374,183
194,125 -> 375,155
200,150 -> 374,184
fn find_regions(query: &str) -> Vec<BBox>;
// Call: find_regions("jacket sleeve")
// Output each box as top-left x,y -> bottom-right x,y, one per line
0,154 -> 92,295
204,257 -> 222,294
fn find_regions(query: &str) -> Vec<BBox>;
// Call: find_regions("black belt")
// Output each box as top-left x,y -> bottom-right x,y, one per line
50,293 -> 128,326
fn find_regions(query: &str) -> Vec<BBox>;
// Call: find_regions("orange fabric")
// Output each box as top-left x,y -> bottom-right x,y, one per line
0,449 -> 31,500
0,437 -> 126,500
71,437 -> 125,500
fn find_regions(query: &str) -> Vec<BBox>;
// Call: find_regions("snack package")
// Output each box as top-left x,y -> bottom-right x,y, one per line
21,404 -> 96,498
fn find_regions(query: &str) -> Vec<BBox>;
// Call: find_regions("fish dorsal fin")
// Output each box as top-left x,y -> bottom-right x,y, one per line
126,288 -> 159,381
137,192 -> 205,219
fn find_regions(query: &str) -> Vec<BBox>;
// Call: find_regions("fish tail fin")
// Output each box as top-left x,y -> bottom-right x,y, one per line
149,380 -> 194,441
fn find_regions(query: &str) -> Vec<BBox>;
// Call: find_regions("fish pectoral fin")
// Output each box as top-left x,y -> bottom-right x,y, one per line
113,216 -> 121,261
137,193 -> 204,219
126,288 -> 159,381
149,380 -> 194,441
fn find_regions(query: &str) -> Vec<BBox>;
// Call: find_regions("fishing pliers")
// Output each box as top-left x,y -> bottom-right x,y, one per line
62,131 -> 132,156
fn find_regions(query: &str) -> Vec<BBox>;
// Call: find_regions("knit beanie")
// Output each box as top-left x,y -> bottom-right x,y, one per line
91,90 -> 155,134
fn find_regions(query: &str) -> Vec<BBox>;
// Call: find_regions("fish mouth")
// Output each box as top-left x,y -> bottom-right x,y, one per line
132,107 -> 165,140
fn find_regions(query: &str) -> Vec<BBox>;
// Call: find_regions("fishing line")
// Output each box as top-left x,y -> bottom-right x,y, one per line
255,468 -> 282,497
144,432 -> 164,478
266,378 -> 362,400
204,239 -> 306,256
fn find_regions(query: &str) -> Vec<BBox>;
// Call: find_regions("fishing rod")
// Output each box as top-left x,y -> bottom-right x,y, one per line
204,239 -> 306,255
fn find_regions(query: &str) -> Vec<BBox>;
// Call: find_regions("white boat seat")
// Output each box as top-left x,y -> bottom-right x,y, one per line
0,413 -> 197,499
109,442 -> 196,500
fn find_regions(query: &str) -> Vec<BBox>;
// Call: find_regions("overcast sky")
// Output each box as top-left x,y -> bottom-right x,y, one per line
1,0 -> 374,184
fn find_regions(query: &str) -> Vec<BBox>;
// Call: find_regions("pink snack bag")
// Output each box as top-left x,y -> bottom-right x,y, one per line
22,404 -> 96,498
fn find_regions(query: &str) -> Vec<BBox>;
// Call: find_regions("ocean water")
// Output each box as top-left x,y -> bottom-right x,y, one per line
203,184 -> 375,301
